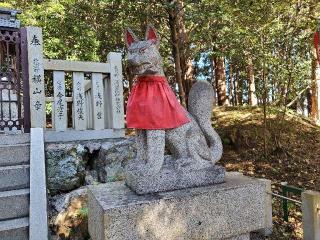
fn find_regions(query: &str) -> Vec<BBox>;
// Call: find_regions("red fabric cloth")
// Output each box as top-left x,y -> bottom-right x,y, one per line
126,75 -> 189,129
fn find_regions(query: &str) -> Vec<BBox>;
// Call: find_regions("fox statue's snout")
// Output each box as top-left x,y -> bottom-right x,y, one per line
125,26 -> 163,76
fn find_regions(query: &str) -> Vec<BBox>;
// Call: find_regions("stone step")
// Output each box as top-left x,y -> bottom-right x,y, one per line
0,133 -> 30,145
0,144 -> 30,166
0,165 -> 30,191
0,217 -> 29,240
0,189 -> 29,221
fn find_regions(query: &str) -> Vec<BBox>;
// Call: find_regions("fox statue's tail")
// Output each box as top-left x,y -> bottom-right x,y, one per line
188,81 -> 223,164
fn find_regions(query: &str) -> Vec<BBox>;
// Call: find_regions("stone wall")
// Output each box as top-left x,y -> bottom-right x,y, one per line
45,137 -> 136,194
46,137 -> 136,239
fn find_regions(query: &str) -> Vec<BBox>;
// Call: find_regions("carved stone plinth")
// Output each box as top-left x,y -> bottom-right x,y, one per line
125,161 -> 225,194
88,173 -> 272,240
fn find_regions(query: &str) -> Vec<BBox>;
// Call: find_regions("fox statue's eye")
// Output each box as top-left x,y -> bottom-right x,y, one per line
139,48 -> 147,53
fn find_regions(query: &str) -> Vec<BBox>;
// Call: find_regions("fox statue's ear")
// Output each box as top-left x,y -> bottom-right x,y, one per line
145,25 -> 160,46
124,28 -> 138,48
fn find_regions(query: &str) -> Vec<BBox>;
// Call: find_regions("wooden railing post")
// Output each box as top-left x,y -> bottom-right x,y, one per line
302,190 -> 320,240
106,52 -> 124,129
25,27 -> 46,128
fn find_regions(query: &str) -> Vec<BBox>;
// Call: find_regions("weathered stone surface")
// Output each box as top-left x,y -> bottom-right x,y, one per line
125,110 -> 225,194
46,144 -> 87,193
84,142 -> 101,154
126,158 -> 225,194
88,174 -> 272,240
227,234 -> 250,240
96,137 -> 136,182
187,81 -> 223,163
0,165 -> 29,191
45,138 -> 136,194
0,189 -> 29,221
49,187 -> 89,239
85,170 -> 98,185
0,217 -> 29,240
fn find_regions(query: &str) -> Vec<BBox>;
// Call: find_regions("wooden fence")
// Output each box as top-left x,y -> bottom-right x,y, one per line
23,26 -> 125,142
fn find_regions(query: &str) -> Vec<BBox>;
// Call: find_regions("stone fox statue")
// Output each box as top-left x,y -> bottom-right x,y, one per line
124,25 -> 223,177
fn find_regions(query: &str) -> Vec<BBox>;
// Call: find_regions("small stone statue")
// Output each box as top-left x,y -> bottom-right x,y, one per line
124,25 -> 224,194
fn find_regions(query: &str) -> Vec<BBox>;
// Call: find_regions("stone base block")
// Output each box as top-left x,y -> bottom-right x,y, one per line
125,164 -> 225,195
88,173 -> 272,240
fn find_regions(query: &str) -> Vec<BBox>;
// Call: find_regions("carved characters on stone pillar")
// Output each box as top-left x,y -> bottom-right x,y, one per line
75,82 -> 85,121
27,27 -> 45,127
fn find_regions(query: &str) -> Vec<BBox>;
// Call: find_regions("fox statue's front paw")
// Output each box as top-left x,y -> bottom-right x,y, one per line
125,158 -> 162,177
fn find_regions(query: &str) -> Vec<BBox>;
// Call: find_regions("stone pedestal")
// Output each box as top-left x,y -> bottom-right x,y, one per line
125,164 -> 225,195
88,173 -> 272,240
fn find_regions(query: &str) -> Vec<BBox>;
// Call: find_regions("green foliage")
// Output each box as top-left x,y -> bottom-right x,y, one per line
45,102 -> 52,116
222,137 -> 231,145
76,207 -> 89,220
2,0 -> 320,107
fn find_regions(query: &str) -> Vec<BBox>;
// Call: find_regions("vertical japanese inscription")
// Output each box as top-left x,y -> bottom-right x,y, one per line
108,52 -> 124,129
95,82 -> 103,118
76,82 -> 85,120
113,66 -> 122,114
53,71 -> 67,131
72,72 -> 86,130
30,34 -> 41,46
92,73 -> 104,130
27,27 -> 45,128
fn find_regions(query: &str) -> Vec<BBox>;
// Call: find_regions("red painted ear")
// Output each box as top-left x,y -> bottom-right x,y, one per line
145,25 -> 159,44
124,28 -> 137,48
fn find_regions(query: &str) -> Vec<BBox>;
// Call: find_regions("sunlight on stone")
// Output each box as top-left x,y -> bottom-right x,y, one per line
137,202 -> 186,239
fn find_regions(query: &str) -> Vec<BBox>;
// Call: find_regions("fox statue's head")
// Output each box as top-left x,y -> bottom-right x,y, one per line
124,25 -> 164,76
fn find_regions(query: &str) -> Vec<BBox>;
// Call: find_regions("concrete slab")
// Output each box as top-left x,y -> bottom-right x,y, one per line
0,189 -> 29,220
88,174 -> 272,240
0,165 -> 30,191
0,217 -> 29,240
0,133 -> 30,145
44,128 -> 125,143
0,144 -> 30,166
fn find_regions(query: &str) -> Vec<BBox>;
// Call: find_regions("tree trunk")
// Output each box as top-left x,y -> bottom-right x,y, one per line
236,71 -> 243,105
271,78 -> 275,102
296,95 -> 309,117
310,47 -> 320,124
234,70 -> 239,105
246,55 -> 258,106
229,62 -> 234,105
176,0 -> 193,101
214,56 -> 229,106
307,87 -> 312,116
168,2 -> 186,107
210,58 -> 217,106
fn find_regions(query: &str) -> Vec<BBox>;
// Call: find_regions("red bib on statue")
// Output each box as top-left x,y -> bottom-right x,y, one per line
126,75 -> 189,129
